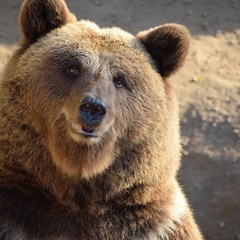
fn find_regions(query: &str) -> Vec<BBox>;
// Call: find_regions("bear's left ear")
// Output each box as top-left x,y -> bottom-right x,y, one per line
19,0 -> 77,45
136,24 -> 190,78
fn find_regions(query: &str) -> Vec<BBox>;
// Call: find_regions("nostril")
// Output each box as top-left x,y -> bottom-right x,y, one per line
80,103 -> 92,113
95,105 -> 106,116
96,106 -> 102,114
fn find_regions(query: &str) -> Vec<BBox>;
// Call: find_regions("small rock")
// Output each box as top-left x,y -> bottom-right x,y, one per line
212,122 -> 217,128
227,38 -> 237,45
219,222 -> 225,228
233,129 -> 239,134
181,149 -> 189,156
190,75 -> 203,83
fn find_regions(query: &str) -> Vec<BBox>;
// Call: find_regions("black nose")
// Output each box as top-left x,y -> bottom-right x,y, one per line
79,96 -> 106,124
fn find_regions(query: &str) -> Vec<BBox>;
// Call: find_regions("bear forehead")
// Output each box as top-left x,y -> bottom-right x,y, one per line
35,20 -> 148,62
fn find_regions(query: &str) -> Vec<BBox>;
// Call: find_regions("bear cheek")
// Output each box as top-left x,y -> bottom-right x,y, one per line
120,91 -> 164,142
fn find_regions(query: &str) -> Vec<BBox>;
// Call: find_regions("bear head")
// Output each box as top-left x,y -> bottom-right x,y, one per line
1,0 -> 190,180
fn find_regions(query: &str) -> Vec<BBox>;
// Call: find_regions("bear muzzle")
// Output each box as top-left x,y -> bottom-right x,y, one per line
68,96 -> 107,139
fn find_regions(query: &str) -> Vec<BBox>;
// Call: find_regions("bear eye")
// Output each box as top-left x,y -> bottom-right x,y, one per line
66,67 -> 79,76
64,60 -> 82,78
113,75 -> 126,88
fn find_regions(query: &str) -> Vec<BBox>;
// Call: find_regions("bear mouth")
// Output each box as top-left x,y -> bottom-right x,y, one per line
81,126 -> 98,138
71,123 -> 99,138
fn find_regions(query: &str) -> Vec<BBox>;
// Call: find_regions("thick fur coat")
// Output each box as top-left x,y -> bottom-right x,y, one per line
0,0 -> 203,239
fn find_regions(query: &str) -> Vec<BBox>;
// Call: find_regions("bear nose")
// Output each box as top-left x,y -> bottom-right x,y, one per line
79,96 -> 106,124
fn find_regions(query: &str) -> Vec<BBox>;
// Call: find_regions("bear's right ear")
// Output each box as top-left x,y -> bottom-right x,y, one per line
137,24 -> 190,78
19,0 -> 76,45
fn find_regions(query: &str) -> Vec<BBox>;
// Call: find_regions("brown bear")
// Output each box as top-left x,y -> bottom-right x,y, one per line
0,0 -> 204,239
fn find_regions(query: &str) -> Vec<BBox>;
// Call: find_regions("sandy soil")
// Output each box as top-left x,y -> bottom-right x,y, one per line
0,1 -> 239,239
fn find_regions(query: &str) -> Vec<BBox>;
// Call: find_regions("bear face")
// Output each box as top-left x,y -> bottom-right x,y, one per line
1,0 -> 189,181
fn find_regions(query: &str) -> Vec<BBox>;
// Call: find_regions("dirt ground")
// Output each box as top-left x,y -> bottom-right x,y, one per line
0,0 -> 239,239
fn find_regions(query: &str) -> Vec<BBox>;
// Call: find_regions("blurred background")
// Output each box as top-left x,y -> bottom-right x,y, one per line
0,1 -> 239,239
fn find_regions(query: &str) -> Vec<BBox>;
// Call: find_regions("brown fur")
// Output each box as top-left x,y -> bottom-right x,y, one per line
0,0 -> 203,239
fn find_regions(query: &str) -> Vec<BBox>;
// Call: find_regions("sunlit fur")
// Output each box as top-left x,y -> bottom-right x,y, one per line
0,0 -> 203,239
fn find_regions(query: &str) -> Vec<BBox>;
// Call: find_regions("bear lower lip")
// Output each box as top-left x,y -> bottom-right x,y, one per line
71,123 -> 98,138
81,126 -> 98,138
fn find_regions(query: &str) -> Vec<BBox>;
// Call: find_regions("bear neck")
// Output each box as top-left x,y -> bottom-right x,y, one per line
78,134 -> 181,196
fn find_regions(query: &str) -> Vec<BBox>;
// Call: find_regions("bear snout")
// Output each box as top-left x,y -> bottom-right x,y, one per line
79,96 -> 106,125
